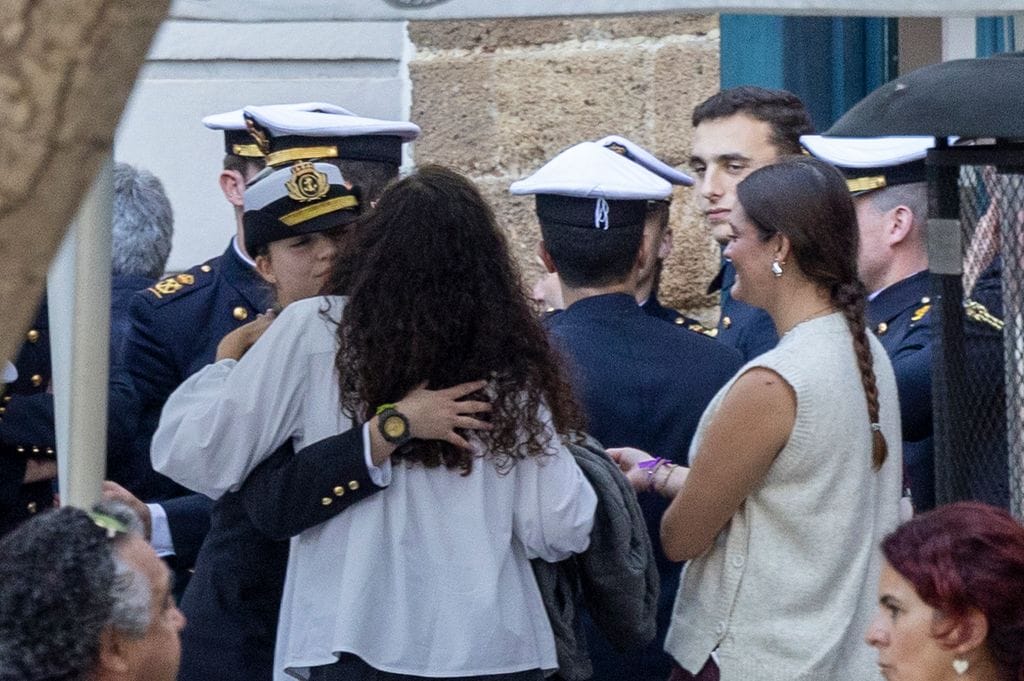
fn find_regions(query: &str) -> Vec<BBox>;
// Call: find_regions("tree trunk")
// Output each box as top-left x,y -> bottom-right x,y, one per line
0,0 -> 169,366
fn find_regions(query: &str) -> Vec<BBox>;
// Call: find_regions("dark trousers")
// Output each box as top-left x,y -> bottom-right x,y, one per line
308,654 -> 546,681
668,658 -> 719,681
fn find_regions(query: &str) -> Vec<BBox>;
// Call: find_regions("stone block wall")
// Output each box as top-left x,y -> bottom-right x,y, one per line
408,14 -> 722,321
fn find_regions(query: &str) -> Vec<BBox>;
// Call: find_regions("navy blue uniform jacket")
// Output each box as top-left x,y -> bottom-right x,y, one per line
545,293 -> 742,681
178,428 -> 383,681
867,271 -> 934,510
125,241 -> 270,502
0,275 -> 149,535
710,261 -> 778,361
122,241 -> 269,580
640,294 -> 714,336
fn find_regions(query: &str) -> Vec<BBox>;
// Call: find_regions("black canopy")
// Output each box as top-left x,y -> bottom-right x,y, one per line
827,53 -> 1024,139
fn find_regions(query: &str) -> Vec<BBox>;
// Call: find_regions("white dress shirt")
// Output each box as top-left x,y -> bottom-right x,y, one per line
153,296 -> 596,680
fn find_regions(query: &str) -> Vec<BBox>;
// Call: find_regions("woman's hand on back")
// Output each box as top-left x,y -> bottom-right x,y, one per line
368,380 -> 494,466
397,380 -> 493,448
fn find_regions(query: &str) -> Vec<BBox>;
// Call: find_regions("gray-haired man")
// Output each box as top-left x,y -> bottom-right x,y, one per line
0,501 -> 185,681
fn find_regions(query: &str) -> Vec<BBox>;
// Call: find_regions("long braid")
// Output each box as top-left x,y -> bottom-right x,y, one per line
737,155 -> 890,471
833,280 -> 888,469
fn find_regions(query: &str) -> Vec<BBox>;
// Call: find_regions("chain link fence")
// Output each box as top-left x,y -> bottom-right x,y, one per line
928,145 -> 1024,518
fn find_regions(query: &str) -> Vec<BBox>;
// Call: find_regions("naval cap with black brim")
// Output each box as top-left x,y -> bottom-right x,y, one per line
594,135 -> 694,186
243,161 -> 361,255
510,141 -> 672,230
801,135 -> 935,195
202,102 -> 357,158
243,106 -> 421,169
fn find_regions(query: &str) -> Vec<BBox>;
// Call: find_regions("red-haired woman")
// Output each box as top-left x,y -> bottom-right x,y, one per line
867,501 -> 1024,681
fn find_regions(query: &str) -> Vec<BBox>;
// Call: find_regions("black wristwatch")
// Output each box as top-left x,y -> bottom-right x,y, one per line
376,404 -> 412,447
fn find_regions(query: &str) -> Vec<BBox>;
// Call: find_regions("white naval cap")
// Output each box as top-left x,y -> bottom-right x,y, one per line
243,162 -> 361,255
202,102 -> 357,157
800,135 -> 934,194
243,105 -> 421,168
594,135 -> 694,186
510,141 -> 675,230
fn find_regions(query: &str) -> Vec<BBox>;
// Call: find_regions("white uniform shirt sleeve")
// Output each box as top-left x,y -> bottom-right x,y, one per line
147,503 -> 175,556
151,301 -> 322,499
513,413 -> 596,562
361,422 -> 392,487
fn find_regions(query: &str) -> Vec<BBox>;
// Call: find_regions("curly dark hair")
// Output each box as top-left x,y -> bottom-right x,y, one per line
328,164 -> 583,474
0,502 -> 143,681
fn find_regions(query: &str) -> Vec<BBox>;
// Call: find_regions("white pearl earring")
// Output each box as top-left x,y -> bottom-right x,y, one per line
953,658 -> 969,676
771,260 -> 783,277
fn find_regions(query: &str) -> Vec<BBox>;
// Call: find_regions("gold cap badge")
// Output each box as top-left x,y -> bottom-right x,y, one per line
285,162 -> 330,203
244,116 -> 270,155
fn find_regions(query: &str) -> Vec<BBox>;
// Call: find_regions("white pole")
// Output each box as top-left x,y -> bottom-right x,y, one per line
48,156 -> 113,509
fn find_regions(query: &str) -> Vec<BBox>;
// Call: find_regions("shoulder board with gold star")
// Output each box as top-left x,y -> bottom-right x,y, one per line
964,299 -> 1004,331
142,263 -> 215,306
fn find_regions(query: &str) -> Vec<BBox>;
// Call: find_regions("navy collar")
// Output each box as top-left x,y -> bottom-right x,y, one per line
113,273 -> 154,293
562,292 -> 640,319
219,240 -> 270,310
867,270 -> 930,325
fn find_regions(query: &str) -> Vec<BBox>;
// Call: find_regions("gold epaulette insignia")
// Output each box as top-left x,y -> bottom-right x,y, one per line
964,299 -> 1004,331
910,304 -> 931,323
148,274 -> 196,299
688,322 -> 718,338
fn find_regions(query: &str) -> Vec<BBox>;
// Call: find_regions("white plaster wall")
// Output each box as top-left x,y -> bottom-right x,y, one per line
114,19 -> 410,272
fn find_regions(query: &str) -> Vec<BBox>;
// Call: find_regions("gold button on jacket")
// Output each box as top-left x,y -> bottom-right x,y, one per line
232,306 -> 249,321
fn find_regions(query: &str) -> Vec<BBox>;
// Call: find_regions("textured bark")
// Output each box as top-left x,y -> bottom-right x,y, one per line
0,0 -> 169,366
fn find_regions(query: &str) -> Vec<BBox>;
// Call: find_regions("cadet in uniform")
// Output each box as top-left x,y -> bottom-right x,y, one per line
0,164 -> 174,535
120,103 -> 363,574
173,106 -> 421,681
803,135 -> 937,509
0,301 -> 53,535
805,134 -> 1008,510
512,139 -> 743,681
689,87 -> 815,359
593,136 -> 718,337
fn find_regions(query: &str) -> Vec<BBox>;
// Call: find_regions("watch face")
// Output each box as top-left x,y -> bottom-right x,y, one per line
383,414 -> 407,439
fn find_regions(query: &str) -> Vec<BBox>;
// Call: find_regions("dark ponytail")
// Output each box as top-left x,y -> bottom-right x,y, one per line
737,156 -> 888,469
